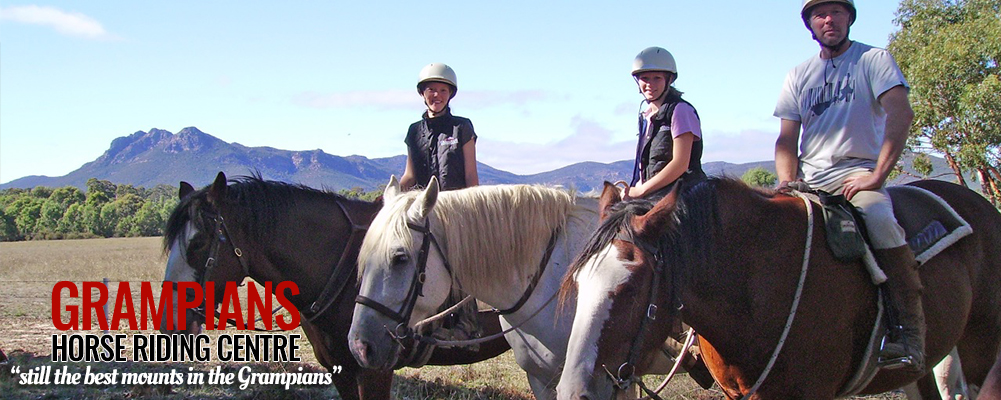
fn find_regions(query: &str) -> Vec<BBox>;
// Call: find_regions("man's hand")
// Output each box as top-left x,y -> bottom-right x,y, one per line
776,180 -> 810,193
842,173 -> 881,201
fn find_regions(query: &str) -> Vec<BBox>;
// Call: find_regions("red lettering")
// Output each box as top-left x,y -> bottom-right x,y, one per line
82,281 -> 108,330
217,281 -> 245,330
140,282 -> 173,330
176,281 -> 203,329
51,281 -> 78,330
204,281 -> 216,330
275,281 -> 300,330
246,281 -> 272,330
111,282 -> 138,330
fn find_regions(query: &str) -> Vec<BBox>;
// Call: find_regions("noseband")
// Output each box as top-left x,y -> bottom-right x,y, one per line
355,217 -> 455,341
601,229 -> 684,399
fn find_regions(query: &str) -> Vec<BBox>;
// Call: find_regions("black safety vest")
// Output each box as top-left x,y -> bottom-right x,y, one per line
405,109 -> 476,191
631,94 -> 706,196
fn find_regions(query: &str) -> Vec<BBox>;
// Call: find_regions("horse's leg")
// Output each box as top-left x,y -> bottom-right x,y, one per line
357,369 -> 394,400
980,355 -> 1001,400
527,373 -> 555,400
932,348 -> 970,399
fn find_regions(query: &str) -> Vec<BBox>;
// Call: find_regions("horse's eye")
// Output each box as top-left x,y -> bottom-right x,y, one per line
392,253 -> 410,266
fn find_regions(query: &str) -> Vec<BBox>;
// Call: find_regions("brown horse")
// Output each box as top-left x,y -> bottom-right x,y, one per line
556,178 -> 1001,399
161,172 -> 509,400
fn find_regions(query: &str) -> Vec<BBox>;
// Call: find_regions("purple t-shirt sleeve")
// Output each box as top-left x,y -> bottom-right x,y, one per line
671,103 -> 702,140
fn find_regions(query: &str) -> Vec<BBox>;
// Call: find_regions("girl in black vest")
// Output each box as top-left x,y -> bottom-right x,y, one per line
626,47 -> 706,199
400,63 -> 479,191
399,63 -> 482,342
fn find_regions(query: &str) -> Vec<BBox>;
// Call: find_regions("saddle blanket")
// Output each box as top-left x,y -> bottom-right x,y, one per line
886,184 -> 973,264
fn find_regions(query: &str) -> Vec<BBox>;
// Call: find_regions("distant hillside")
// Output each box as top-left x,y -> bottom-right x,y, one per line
2,126 -> 971,193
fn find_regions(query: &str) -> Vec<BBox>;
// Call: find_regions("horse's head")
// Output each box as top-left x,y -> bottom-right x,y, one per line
348,176 -> 453,370
557,182 -> 686,400
161,172 -> 250,335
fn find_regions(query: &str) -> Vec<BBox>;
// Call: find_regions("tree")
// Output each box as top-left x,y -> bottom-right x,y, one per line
741,167 -> 778,188
888,0 -> 1001,204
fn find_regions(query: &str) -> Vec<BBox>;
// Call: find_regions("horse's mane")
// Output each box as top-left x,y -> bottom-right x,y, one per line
559,178 -> 769,302
360,184 -> 576,295
162,174 -> 352,255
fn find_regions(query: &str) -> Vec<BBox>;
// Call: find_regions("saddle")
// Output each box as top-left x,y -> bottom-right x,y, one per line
835,183 -> 973,396
812,184 -> 972,273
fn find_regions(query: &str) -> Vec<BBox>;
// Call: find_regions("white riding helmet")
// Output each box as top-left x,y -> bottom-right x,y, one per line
631,47 -> 678,79
417,63 -> 458,98
801,0 -> 856,27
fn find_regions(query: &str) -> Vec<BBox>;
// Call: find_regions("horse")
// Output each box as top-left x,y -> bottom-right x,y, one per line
556,178 -> 1001,399
348,175 -> 610,399
161,172 -> 510,400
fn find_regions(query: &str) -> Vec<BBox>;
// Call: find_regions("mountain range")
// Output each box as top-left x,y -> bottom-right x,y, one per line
1,127 -> 960,193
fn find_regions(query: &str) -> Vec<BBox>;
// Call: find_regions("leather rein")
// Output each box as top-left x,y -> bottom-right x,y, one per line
602,192 -> 815,399
354,216 -> 559,347
189,199 -> 367,331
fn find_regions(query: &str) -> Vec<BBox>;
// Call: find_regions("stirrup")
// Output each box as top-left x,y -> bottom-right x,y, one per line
877,336 -> 920,371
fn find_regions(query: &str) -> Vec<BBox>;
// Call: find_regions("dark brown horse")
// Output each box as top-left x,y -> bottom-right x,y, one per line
557,178 -> 1001,399
161,172 -> 509,400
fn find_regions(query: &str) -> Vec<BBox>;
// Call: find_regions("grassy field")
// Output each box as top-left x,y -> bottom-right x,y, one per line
0,237 -> 904,399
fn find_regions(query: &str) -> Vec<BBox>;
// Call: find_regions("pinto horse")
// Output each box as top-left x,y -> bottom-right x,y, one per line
161,172 -> 510,400
557,178 -> 1001,399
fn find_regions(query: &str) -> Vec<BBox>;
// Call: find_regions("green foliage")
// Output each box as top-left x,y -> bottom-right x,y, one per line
338,187 -> 384,202
0,180 -> 179,242
888,0 -> 1001,203
912,153 -> 935,177
741,167 -> 778,188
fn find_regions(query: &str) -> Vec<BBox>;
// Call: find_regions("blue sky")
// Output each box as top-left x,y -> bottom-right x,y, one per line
0,1 -> 903,184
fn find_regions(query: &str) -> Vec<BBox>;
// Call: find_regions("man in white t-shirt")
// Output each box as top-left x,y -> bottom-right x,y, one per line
774,0 -> 924,373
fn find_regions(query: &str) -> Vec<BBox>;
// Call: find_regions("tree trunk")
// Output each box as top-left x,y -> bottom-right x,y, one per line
944,151 -> 967,187
976,168 -> 997,206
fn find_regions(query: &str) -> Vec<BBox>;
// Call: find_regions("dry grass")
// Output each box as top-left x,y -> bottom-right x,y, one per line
0,237 -> 905,399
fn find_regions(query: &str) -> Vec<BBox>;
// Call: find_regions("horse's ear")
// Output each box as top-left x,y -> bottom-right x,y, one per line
633,183 -> 682,239
178,182 -> 194,199
408,176 -> 439,221
384,175 -> 401,202
599,181 -> 623,221
208,172 -> 227,205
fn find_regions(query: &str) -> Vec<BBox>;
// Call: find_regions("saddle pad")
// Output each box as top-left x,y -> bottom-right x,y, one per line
886,185 -> 973,264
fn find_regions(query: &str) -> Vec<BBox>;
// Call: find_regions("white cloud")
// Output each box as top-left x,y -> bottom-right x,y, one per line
0,5 -> 113,40
480,123 -> 776,176
479,116 -> 635,175
701,129 -> 776,164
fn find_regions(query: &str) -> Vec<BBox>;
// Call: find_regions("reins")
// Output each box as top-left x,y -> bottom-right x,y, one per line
604,190 -> 815,399
355,216 -> 561,348
728,191 -> 815,399
193,198 -> 368,331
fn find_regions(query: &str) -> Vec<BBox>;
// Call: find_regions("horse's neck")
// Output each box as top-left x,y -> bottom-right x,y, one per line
248,197 -> 359,303
464,206 -> 594,315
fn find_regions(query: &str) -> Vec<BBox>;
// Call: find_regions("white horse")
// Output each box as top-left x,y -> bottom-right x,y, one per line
348,176 -> 595,398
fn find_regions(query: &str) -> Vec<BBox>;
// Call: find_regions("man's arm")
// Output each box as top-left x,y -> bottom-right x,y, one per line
842,85 -> 913,199
775,118 -> 802,184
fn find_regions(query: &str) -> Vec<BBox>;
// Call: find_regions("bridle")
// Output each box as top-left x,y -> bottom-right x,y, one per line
600,227 -> 686,400
354,217 -> 454,342
186,199 -> 368,330
599,192 -> 817,399
354,215 -> 559,349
